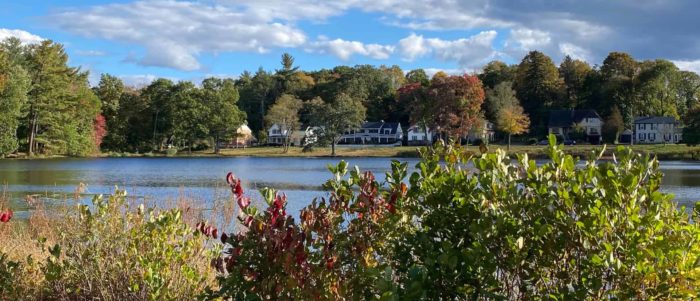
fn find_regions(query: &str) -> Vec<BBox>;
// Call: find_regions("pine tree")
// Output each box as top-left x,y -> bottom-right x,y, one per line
0,49 -> 30,156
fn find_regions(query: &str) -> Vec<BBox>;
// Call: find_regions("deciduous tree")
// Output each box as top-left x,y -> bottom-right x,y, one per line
265,94 -> 303,153
428,74 -> 485,141
484,81 -> 517,122
309,94 -> 366,156
602,106 -> 625,143
496,103 -> 530,150
683,106 -> 700,146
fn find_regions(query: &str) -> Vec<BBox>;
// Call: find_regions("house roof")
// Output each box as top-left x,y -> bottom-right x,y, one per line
548,110 -> 601,128
633,116 -> 678,124
360,121 -> 401,133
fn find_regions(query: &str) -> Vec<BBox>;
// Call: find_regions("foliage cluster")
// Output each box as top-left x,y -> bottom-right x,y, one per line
3,34 -> 699,157
0,191 -> 215,301
203,137 -> 700,299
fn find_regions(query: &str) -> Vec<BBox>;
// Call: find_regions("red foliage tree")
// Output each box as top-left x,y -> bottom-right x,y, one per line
428,74 -> 485,140
93,114 -> 107,150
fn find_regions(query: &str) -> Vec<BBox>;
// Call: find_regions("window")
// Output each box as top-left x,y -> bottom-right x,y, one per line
639,133 -> 645,140
384,129 -> 391,135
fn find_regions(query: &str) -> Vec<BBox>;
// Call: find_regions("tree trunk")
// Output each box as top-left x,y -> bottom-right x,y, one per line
424,125 -> 431,147
507,134 -> 512,151
28,111 -> 37,156
152,110 -> 159,151
331,139 -> 336,157
214,134 -> 220,154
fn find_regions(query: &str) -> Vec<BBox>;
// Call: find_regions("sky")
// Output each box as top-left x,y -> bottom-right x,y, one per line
2,0 -> 700,86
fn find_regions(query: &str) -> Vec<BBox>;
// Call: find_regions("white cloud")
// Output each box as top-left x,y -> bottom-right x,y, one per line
76,50 -> 107,57
506,29 -> 551,51
49,1 -> 306,71
0,28 -> 44,44
423,68 -> 469,77
118,74 -> 161,88
672,60 -> 700,75
559,43 -> 592,62
44,0 -> 700,70
307,37 -> 395,60
398,31 -> 498,69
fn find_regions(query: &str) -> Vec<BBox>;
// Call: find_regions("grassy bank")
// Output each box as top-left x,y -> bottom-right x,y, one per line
206,143 -> 700,161
5,143 -> 700,161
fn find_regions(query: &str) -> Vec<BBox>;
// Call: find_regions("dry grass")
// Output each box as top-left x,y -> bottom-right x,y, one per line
0,184 -> 255,300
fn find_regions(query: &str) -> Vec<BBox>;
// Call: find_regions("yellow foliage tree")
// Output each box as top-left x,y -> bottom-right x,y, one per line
497,103 -> 530,150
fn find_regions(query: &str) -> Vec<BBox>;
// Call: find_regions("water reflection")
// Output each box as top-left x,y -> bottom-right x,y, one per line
0,157 -> 698,215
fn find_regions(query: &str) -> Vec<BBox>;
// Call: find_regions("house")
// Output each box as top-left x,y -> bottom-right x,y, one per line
339,121 -> 403,145
407,126 -> 434,146
633,116 -> 683,144
468,121 -> 496,143
267,124 -> 289,145
221,123 -> 257,148
289,127 -> 320,147
268,124 -> 319,146
548,109 -> 602,144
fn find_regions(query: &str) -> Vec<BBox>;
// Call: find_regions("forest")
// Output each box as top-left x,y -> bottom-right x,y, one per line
1,36 -> 700,157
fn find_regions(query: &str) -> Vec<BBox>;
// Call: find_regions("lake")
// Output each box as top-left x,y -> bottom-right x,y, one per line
1,157 -> 699,217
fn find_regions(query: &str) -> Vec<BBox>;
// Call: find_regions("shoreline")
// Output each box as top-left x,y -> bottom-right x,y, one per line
3,144 -> 700,161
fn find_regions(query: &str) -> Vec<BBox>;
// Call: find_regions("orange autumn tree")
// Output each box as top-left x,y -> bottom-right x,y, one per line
428,74 -> 485,142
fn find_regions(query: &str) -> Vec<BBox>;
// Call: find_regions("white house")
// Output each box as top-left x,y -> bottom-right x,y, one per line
548,110 -> 603,144
468,121 -> 496,143
267,124 -> 289,145
268,124 -> 319,146
339,121 -> 403,145
634,116 -> 683,144
289,127 -> 320,147
407,126 -> 434,146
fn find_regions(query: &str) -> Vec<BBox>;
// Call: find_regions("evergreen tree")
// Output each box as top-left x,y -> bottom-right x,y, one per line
559,56 -> 592,109
0,49 -> 30,156
514,51 -> 564,133
26,40 -> 100,156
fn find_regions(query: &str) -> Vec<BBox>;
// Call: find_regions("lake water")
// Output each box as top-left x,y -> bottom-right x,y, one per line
1,157 -> 699,217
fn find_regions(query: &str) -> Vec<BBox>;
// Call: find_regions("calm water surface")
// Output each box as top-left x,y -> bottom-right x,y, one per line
0,157 -> 699,217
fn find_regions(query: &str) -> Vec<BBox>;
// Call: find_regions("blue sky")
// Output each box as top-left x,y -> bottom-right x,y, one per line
2,0 -> 700,86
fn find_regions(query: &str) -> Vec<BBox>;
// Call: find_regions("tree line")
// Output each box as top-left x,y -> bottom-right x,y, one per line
1,36 -> 699,157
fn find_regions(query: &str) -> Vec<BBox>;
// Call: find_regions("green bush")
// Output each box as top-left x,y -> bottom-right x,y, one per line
386,136 -> 700,299
165,148 -> 178,157
0,253 -> 23,297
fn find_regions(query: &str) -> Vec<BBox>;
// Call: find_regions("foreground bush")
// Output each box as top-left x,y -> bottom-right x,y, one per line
207,138 -> 700,300
0,191 -> 215,301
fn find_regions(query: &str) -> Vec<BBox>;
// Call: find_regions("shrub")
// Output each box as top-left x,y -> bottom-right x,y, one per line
39,191 -> 214,300
206,136 -> 700,299
387,136 -> 700,299
165,148 -> 178,157
205,163 -> 410,300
